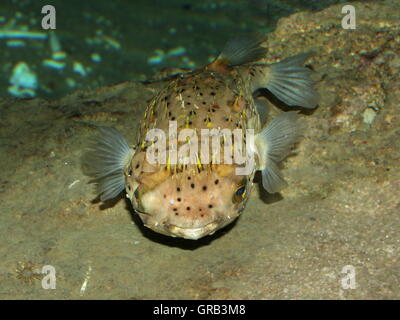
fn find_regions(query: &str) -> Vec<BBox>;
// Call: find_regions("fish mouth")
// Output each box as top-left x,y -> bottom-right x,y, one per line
166,222 -> 220,240
139,210 -> 238,240
141,217 -> 222,240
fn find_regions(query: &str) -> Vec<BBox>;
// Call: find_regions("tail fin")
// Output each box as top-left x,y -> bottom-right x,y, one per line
255,111 -> 302,193
259,53 -> 319,109
82,127 -> 134,201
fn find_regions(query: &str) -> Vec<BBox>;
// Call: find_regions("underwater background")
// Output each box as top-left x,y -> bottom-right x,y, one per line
1,0 -> 354,99
1,0 -> 400,300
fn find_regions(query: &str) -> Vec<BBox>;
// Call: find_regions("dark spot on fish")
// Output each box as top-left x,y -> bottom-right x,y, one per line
175,212 -> 179,216
164,194 -> 166,198
208,204 -> 213,208
186,206 -> 190,211
129,169 -> 133,175
202,186 -> 207,191
173,208 -> 177,211
210,92 -> 216,96
171,116 -> 176,120
214,179 -> 219,185
187,176 -> 191,180
177,197 -> 181,202
191,183 -> 195,189
135,164 -> 140,169
202,101 -> 206,105
177,187 -> 181,192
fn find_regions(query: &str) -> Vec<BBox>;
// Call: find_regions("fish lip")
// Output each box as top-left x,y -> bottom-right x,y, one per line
141,213 -> 238,240
165,221 -> 221,240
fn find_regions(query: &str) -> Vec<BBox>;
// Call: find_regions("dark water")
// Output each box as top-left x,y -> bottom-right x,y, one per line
0,0 -> 353,99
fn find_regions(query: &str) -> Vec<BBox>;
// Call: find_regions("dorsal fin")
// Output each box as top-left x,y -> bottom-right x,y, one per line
217,34 -> 267,66
206,34 -> 267,72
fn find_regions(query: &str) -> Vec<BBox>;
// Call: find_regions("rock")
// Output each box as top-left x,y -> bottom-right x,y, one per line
0,2 -> 399,299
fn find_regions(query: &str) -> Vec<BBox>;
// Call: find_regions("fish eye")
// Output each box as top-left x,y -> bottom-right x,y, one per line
233,185 -> 246,203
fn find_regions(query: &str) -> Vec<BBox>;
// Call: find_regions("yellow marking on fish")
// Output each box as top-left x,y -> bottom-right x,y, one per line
167,155 -> 171,171
231,96 -> 241,112
197,157 -> 202,170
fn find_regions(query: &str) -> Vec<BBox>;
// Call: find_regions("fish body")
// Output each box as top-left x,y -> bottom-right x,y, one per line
83,36 -> 318,240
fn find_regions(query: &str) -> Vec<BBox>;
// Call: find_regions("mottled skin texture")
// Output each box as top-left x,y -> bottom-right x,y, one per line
124,64 -> 262,239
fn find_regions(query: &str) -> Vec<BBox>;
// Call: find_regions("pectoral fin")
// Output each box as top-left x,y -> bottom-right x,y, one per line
82,127 -> 134,201
254,111 -> 302,193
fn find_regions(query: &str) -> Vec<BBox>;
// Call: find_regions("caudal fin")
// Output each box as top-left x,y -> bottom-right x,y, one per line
266,53 -> 319,108
252,53 -> 319,109
81,127 -> 134,201
255,111 -> 302,193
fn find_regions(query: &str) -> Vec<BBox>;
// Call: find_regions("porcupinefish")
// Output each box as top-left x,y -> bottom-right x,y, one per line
82,36 -> 318,240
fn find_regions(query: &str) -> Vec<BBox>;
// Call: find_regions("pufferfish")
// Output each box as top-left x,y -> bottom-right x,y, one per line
82,36 -> 318,240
